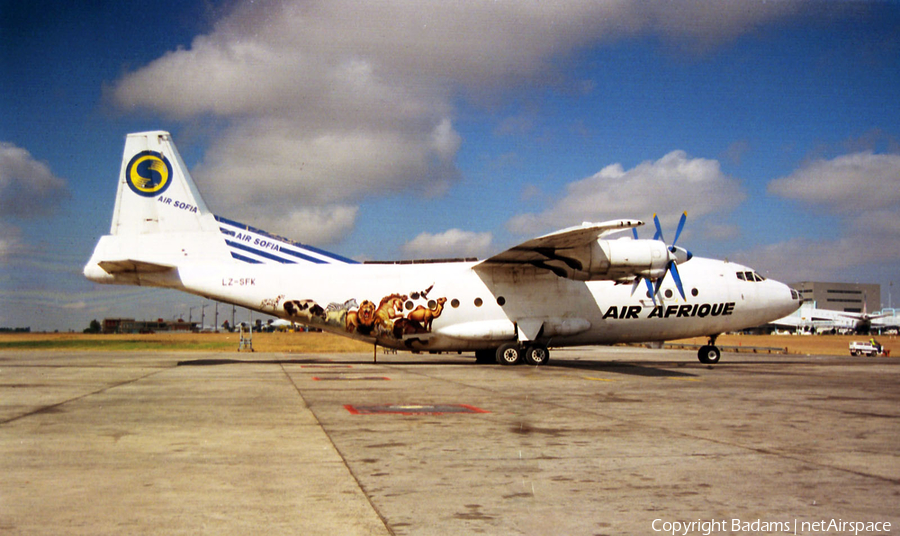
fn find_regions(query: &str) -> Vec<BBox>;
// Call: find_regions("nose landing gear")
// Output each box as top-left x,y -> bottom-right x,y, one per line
697,335 -> 721,364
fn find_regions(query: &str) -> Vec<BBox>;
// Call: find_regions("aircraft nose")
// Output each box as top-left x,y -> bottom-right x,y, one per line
769,279 -> 801,317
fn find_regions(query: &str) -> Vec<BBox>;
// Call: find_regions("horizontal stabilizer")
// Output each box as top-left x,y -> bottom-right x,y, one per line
97,259 -> 175,274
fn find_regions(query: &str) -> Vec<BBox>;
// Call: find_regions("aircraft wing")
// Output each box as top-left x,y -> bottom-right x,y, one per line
97,259 -> 175,274
477,219 -> 642,274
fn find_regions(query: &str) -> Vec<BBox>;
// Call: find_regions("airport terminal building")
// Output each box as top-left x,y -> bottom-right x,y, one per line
790,282 -> 880,313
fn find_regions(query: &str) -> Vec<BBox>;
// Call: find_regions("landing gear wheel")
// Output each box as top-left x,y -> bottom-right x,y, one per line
475,349 -> 496,363
524,345 -> 549,366
496,343 -> 522,365
698,345 -> 721,364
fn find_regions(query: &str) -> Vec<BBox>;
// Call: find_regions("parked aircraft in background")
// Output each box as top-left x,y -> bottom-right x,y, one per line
770,301 -> 898,334
84,131 -> 800,365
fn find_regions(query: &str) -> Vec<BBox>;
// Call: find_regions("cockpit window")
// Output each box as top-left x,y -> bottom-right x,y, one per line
736,271 -> 766,282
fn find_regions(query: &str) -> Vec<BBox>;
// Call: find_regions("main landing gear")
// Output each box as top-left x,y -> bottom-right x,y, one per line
697,335 -> 721,364
479,343 -> 550,366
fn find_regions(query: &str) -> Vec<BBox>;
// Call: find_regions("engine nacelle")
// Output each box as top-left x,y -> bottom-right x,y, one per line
591,238 -> 670,279
530,237 -> 690,282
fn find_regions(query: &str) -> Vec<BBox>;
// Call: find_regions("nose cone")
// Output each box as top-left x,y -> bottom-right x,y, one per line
669,245 -> 692,264
767,278 -> 801,319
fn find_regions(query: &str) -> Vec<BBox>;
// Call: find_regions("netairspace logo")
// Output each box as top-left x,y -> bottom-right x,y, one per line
651,518 -> 892,535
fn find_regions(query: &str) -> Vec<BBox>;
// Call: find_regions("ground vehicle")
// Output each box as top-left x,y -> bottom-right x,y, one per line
849,341 -> 890,357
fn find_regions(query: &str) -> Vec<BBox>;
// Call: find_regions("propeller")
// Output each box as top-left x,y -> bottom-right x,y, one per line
631,212 -> 693,302
652,212 -> 692,300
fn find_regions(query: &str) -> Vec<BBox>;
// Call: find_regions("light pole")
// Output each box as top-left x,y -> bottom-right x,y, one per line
201,303 -> 208,332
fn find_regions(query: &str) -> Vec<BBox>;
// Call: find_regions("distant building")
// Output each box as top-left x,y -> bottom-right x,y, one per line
789,282 -> 880,313
102,318 -> 197,334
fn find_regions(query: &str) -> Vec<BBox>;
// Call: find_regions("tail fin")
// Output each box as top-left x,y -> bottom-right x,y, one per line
85,131 -> 357,286
84,131 -> 230,285
110,130 -> 213,235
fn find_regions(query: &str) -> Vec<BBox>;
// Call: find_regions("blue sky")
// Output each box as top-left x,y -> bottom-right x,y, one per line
2,0 -> 899,331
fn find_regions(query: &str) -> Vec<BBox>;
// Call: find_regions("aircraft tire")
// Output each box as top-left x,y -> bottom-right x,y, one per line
698,345 -> 721,364
496,343 -> 523,365
475,349 -> 496,363
524,345 -> 549,366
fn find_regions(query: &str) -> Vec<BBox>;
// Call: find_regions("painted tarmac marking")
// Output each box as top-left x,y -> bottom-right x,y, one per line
312,376 -> 390,381
344,404 -> 490,415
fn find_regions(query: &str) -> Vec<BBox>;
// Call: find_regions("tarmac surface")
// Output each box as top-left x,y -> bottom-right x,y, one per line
1,346 -> 898,535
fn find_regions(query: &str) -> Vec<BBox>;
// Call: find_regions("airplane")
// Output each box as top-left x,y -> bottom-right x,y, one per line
770,301 -> 897,334
84,131 -> 801,365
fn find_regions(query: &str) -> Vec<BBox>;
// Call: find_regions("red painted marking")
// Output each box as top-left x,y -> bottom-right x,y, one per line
312,376 -> 390,381
344,404 -> 490,415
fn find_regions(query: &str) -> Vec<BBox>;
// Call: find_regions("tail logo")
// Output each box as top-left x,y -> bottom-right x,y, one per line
126,151 -> 173,197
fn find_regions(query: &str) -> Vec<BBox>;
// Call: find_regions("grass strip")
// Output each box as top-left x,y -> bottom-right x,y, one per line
0,339 -> 234,352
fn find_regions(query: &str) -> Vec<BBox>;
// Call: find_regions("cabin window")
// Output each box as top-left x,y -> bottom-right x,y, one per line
497,296 -> 506,306
664,289 -> 673,299
428,299 -> 437,310
451,298 -> 460,308
474,297 -> 483,307
691,288 -> 699,297
405,300 -> 414,310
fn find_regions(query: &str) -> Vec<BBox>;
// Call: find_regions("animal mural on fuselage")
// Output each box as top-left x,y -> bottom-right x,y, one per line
281,285 -> 447,346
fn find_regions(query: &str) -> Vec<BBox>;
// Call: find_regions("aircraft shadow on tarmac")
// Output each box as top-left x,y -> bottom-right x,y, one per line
176,357 -> 698,378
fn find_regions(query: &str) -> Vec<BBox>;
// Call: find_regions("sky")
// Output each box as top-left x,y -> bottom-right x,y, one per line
2,0 -> 900,332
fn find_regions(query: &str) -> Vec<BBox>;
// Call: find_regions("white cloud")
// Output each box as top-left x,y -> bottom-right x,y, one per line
744,151 -> 900,282
767,152 -> 900,212
734,236 -> 900,284
110,0 -> 804,244
507,150 -> 745,236
0,142 -> 68,219
402,229 -> 493,260
0,227 -> 22,264
226,203 -> 359,246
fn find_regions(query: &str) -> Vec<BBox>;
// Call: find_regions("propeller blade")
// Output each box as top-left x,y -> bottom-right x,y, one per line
645,277 -> 656,305
672,212 -> 687,246
670,261 -> 686,300
653,272 -> 666,296
653,214 -> 663,241
632,227 -> 639,240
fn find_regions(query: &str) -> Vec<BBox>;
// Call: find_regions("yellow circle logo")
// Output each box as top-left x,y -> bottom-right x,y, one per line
125,151 -> 172,197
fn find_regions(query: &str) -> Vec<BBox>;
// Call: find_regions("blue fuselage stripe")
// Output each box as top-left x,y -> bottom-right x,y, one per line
230,252 -> 262,264
214,214 -> 358,264
225,240 -> 297,264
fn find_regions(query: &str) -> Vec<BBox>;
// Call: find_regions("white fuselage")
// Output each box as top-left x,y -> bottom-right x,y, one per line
105,254 -> 798,351
84,131 -> 801,357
